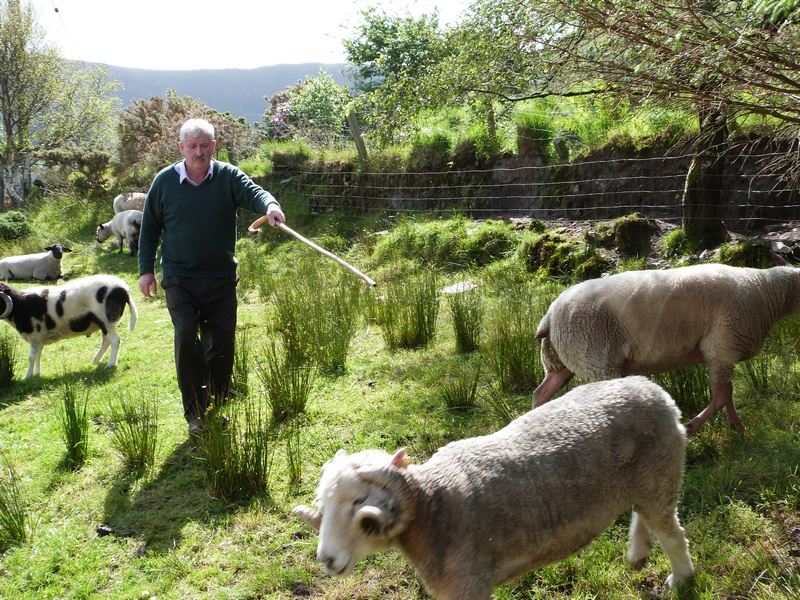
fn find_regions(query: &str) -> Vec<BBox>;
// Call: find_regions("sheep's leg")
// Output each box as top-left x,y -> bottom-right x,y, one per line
532,369 -> 573,408
104,331 -> 122,368
92,334 -> 112,365
25,344 -> 43,378
632,509 -> 694,588
626,511 -> 653,569
685,380 -> 742,435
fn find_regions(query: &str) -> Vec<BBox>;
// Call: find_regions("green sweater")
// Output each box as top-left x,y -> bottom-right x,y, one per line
138,161 -> 278,278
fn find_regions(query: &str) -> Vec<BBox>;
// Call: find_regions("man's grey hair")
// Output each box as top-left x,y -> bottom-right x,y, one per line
180,118 -> 215,142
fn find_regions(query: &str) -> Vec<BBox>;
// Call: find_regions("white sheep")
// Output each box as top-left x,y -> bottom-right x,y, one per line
0,244 -> 72,281
293,376 -> 694,599
534,254 -> 800,435
96,210 -> 143,256
0,274 -> 138,378
112,191 -> 146,213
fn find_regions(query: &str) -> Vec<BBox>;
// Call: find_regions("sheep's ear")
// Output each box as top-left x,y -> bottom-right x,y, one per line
390,448 -> 411,469
355,505 -> 390,538
63,246 -> 73,253
771,250 -> 788,266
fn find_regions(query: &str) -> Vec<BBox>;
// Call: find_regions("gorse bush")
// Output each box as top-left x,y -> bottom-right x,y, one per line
0,211 -> 31,242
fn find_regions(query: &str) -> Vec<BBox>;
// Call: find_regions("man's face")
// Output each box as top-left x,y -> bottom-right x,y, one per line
179,132 -> 216,171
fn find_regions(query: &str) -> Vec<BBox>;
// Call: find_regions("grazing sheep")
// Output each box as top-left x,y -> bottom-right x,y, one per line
534,254 -> 800,434
96,209 -> 143,256
294,377 -> 694,599
112,191 -> 146,213
0,244 -> 72,281
0,274 -> 138,378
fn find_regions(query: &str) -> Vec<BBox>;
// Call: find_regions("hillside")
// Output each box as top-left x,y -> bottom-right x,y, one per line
91,62 -> 351,123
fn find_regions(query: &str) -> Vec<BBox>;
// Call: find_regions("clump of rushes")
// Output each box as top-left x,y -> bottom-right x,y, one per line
651,365 -> 711,419
484,284 -> 545,393
255,338 -> 315,422
439,365 -> 481,411
0,452 -> 28,549
230,326 -> 252,399
107,392 -> 159,473
0,332 -> 15,391
54,377 -> 90,470
445,283 -> 484,353
196,399 -> 273,501
374,269 -> 439,349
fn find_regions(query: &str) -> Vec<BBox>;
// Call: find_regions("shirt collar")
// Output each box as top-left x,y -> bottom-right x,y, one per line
175,159 -> 215,185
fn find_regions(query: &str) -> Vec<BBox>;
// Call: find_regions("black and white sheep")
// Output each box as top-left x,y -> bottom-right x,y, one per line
96,210 -> 143,256
294,377 -> 694,599
0,244 -> 72,281
112,191 -> 146,213
0,274 -> 138,378
534,254 -> 800,435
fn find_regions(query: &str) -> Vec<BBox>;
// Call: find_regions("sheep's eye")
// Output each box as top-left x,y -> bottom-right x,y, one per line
353,496 -> 367,506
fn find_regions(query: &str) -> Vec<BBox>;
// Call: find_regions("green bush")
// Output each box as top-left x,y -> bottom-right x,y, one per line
0,211 -> 32,242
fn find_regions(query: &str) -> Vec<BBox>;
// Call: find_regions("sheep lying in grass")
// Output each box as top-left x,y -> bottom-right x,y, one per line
0,274 -> 138,378
112,191 -> 146,213
534,253 -> 800,434
0,244 -> 72,281
96,210 -> 143,256
294,377 -> 694,599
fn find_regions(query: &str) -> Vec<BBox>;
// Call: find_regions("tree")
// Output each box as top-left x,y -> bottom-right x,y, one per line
0,1 -> 120,207
261,70 -> 352,146
343,7 -> 444,94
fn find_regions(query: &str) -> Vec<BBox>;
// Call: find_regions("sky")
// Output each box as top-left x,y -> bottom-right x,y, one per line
29,0 -> 468,71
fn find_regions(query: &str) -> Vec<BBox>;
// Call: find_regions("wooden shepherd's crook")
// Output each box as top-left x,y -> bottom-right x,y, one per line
249,215 -> 377,287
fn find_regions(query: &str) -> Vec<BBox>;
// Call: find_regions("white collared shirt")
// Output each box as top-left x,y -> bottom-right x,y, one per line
175,159 -> 215,186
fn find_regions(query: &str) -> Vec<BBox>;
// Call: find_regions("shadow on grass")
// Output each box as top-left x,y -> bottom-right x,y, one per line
0,365 -> 117,411
99,439 -> 213,554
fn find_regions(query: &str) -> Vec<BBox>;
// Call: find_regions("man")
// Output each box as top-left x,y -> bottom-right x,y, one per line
138,118 -> 285,436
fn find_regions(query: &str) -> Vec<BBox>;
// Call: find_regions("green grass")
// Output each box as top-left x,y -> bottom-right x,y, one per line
0,200 -> 798,598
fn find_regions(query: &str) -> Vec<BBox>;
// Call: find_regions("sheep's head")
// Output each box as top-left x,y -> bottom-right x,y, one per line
96,224 -> 113,243
293,447 -> 416,577
45,244 -> 72,259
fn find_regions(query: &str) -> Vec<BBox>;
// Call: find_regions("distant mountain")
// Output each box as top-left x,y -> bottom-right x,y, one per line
92,63 -> 351,123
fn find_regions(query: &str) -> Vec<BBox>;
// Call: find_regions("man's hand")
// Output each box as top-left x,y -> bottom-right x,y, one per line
139,273 -> 158,298
267,204 -> 286,228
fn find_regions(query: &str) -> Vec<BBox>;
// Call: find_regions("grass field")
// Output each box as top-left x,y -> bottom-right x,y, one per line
0,204 -> 798,599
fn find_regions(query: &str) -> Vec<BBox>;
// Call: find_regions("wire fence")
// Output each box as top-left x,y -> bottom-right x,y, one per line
267,150 -> 800,232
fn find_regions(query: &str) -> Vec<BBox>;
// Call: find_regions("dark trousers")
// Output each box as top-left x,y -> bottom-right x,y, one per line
162,276 -> 238,423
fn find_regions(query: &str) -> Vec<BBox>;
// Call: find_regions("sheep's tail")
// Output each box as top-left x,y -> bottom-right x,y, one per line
535,311 -> 550,339
127,295 -> 139,332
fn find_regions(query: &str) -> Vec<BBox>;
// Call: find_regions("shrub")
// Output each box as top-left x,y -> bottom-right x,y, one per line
406,129 -> 453,171
0,211 -> 32,242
